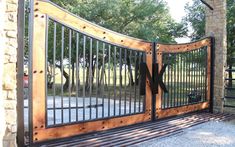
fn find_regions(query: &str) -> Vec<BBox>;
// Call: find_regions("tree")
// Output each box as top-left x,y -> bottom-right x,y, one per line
183,0 -> 205,41
183,0 -> 235,86
47,0 -> 187,91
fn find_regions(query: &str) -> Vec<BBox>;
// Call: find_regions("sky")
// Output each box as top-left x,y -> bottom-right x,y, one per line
165,0 -> 193,43
166,0 -> 193,23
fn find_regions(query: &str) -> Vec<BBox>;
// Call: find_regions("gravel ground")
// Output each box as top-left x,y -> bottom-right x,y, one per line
136,120 -> 235,147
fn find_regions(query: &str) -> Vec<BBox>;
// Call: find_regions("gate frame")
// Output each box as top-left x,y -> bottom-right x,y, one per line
154,37 -> 214,119
25,0 -> 215,145
29,0 -> 153,144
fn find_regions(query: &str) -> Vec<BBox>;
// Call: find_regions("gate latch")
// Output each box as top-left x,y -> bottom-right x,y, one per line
140,62 -> 168,95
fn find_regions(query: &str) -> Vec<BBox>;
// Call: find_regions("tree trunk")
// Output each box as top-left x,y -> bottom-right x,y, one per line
56,64 -> 69,91
127,57 -> 134,86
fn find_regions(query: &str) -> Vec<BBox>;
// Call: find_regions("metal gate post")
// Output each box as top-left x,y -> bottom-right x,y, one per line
28,0 -> 35,145
152,41 -> 157,121
17,0 -> 25,146
210,36 -> 215,113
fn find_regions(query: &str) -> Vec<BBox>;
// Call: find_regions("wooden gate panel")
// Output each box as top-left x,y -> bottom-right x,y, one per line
155,38 -> 212,119
31,0 -> 152,143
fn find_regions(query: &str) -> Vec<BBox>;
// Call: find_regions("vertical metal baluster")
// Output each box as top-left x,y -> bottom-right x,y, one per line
68,29 -> 72,122
119,48 -> 122,115
138,52 -> 141,112
163,54 -> 166,108
89,38 -> 93,119
204,48 -> 208,101
176,54 -> 179,106
190,51 -> 192,103
197,49 -> 199,101
134,51 -> 137,113
129,50 -> 132,113
193,50 -> 196,103
142,53 -> 146,112
177,54 -> 180,106
76,33 -> 79,122
167,54 -> 170,108
186,52 -> 189,105
96,41 -> 99,118
173,54 -> 176,107
124,49 -> 127,114
53,22 -> 56,124
102,43 -> 105,118
200,48 -> 203,102
181,53 -> 184,105
83,36 -> 86,121
108,45 -> 111,117
114,46 -> 117,116
170,54 -> 173,107
61,26 -> 64,123
179,53 -> 182,106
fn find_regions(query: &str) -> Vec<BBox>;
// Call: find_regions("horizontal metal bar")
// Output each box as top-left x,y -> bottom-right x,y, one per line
225,87 -> 235,90
225,78 -> 235,80
224,105 -> 235,108
224,96 -> 235,99
225,69 -> 235,72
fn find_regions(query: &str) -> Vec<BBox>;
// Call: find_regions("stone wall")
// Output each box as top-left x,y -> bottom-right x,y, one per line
1,0 -> 18,146
205,0 -> 227,112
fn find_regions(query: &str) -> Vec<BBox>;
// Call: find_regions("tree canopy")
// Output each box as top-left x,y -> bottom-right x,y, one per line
183,0 -> 235,66
51,0 -> 187,43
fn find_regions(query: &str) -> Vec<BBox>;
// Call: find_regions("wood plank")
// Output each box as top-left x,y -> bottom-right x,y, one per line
34,113 -> 150,142
156,51 -> 162,114
158,38 -> 211,53
157,102 -> 209,119
35,0 -> 151,51
32,6 -> 47,142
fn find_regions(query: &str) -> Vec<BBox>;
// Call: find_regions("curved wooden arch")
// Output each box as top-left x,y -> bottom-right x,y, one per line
157,37 -> 211,53
35,0 -> 152,52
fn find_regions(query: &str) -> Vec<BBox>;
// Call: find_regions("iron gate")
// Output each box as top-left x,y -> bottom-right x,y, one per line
27,0 -> 214,145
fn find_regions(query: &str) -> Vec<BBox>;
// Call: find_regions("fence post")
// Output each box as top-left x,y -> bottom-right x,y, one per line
210,36 -> 215,113
152,41 -> 157,121
17,0 -> 25,146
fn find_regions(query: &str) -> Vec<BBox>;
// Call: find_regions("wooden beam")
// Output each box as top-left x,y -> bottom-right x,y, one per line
158,38 -> 211,53
157,102 -> 209,119
35,0 -> 151,51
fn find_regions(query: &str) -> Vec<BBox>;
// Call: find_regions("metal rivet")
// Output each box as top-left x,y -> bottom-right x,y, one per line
103,37 -> 106,39
83,26 -> 86,29
34,126 -> 38,129
35,2 -> 39,5
103,32 -> 106,34
40,125 -> 43,128
35,14 -> 38,17
41,15 -> 44,18
33,71 -> 37,73
34,132 -> 38,135
35,9 -> 38,11
121,40 -> 124,42
40,70 -> 43,73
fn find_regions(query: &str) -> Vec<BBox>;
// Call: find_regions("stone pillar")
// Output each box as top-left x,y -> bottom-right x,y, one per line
0,0 -> 7,146
1,0 -> 18,146
205,0 -> 227,112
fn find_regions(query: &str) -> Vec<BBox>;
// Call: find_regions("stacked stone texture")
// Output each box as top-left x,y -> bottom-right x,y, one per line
205,0 -> 227,112
2,0 -> 18,146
